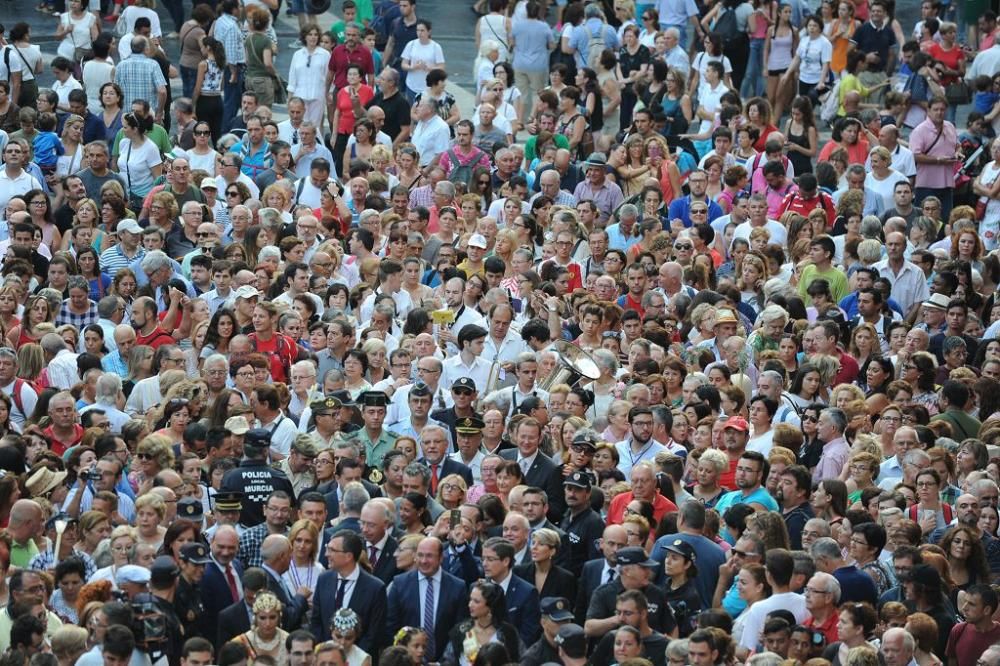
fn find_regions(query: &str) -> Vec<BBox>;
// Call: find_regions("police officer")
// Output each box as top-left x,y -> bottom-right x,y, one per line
329,390 -> 362,435
176,542 -> 212,639
148,556 -> 185,666
206,491 -> 245,540
432,377 -> 482,445
560,437 -> 605,577
219,429 -> 296,527
523,597 -> 576,666
341,391 -> 400,469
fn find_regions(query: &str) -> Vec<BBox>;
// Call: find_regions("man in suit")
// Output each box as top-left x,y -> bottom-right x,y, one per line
418,424 -> 473,493
217,567 -> 268,646
575,524 -> 627,623
324,457 -> 366,520
311,530 -> 387,655
385,536 -> 470,662
481,536 -> 542,645
501,417 -> 565,522
521,486 -> 570,568
201,525 -> 243,646
359,498 -> 399,585
260,534 -> 309,630
400,461 -> 446,524
502,511 -> 532,565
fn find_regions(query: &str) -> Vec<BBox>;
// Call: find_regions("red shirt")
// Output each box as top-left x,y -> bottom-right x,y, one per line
778,190 -> 836,229
44,424 -> 84,457
335,84 -> 374,134
832,348 -> 860,385
818,137 -> 870,166
328,44 -> 375,90
136,325 -> 174,349
606,491 -> 677,526
248,332 -> 297,384
946,621 -> 1000,666
718,456 -> 739,491
805,611 -> 839,645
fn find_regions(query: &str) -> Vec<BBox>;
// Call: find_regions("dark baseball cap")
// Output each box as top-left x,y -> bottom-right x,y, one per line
663,539 -> 697,563
616,546 -> 659,568
554,624 -> 587,658
150,555 -> 180,584
179,542 -> 213,565
563,471 -> 592,489
540,596 -> 574,622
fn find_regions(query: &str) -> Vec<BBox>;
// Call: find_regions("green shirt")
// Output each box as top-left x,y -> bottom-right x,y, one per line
525,134 -> 570,163
343,427 -> 400,468
10,539 -> 39,569
328,20 -> 347,44
798,264 -> 849,304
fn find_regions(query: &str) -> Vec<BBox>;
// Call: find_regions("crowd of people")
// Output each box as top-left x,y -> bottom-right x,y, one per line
0,0 -> 999,664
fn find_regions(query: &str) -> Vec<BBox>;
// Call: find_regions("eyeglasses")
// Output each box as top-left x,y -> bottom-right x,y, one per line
194,130 -> 211,136
802,415 -> 818,423
452,388 -> 473,396
690,209 -> 708,214
674,243 -> 693,250
136,452 -> 152,460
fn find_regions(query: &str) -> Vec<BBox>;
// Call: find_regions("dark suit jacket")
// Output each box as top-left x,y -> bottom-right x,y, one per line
263,567 -> 308,630
575,558 -> 610,623
201,559 -> 244,646
513,562 -> 577,605
368,534 -> 400,585
311,567 -> 387,655
500,450 -> 566,522
501,573 -> 542,645
318,518 -> 361,568
420,457 -> 474,487
216,600 -> 252,649
386,568 -> 470,662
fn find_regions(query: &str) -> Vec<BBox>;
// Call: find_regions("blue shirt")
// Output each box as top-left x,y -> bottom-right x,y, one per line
714,487 -> 779,543
838,292 -> 904,319
832,564 -> 878,605
605,222 -> 641,253
666,195 -> 724,228
32,132 -> 64,167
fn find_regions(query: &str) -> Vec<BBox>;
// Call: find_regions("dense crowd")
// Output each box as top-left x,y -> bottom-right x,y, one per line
1,0 -> 1000,664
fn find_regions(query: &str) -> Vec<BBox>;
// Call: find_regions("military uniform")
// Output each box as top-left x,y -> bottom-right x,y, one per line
342,391 -> 399,467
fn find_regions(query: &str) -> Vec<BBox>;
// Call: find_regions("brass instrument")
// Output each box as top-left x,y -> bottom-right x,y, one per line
536,341 -> 602,391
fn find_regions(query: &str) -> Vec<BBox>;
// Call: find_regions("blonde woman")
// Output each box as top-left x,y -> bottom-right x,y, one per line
90,525 -> 136,586
132,433 -> 175,496
435,473 -> 468,510
133,494 -> 167,551
61,198 -> 109,252
15,344 -> 45,384
282,519 -> 324,599
232,592 -> 288,662
493,229 -> 518,277
737,253 -> 769,315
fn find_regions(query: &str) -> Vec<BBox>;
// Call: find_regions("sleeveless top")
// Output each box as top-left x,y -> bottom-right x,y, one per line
786,123 -> 813,175
661,95 -> 688,136
201,59 -> 223,95
767,29 -> 794,71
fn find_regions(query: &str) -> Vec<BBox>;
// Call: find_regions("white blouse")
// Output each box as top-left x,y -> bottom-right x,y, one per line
287,47 -> 331,102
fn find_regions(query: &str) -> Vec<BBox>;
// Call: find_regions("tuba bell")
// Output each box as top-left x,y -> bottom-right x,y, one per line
537,340 -> 602,391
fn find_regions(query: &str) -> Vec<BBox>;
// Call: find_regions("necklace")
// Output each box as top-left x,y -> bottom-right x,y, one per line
251,631 -> 281,653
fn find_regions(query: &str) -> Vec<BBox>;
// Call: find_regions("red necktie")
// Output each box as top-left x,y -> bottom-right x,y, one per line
225,564 -> 239,603
430,464 -> 439,495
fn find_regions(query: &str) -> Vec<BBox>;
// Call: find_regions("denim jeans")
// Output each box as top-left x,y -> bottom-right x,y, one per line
741,38 -> 766,99
222,66 -> 245,133
180,65 -> 197,100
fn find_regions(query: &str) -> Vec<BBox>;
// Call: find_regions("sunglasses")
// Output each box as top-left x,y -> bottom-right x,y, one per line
674,243 -> 693,250
194,130 -> 211,136
452,388 -> 473,396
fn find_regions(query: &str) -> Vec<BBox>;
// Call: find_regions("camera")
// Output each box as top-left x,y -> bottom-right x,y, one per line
81,465 -> 102,482
130,594 -> 167,651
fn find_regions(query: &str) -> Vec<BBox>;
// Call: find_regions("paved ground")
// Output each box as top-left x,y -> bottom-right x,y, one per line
12,0 -> 955,127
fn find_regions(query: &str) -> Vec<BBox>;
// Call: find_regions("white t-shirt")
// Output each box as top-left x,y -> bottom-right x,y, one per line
865,168 -> 910,214
796,35 -> 833,85
120,5 -> 162,38
117,137 -> 163,196
186,149 -> 219,175
400,39 -> 446,94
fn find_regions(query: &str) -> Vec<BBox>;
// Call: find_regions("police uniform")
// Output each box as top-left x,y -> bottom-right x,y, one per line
431,377 -> 481,445
147,559 -> 185,666
341,391 -> 400,468
448,414 -> 486,482
522,597 -> 575,666
559,467 -> 605,578
175,542 -> 212,639
219,429 -> 296,527
586,547 -> 677,636
204,491 -> 246,540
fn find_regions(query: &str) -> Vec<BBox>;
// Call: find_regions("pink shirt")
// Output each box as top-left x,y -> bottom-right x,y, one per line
909,118 -> 959,189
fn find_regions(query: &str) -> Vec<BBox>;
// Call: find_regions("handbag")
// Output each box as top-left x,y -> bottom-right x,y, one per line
249,34 -> 286,103
66,17 -> 93,64
945,79 -> 971,105
976,196 -> 988,220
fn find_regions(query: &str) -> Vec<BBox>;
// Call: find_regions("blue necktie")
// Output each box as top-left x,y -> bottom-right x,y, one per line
335,577 -> 348,608
423,575 -> 436,657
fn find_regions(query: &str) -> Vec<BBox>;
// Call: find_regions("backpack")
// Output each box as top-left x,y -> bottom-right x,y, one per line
585,23 -> 607,69
819,79 -> 843,125
9,378 -> 36,420
445,148 -> 484,189
907,503 -> 954,524
714,6 -> 741,42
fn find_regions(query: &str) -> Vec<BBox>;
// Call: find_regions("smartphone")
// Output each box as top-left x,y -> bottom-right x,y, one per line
449,509 -> 461,529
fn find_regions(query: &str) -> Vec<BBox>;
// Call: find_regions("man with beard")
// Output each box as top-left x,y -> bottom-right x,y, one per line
560,464 -> 604,577
614,406 -> 667,477
777,465 -> 815,550
713,451 -> 779,521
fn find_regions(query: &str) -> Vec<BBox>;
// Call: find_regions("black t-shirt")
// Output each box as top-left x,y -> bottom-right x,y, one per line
368,90 -> 411,140
54,203 -> 75,235
587,580 -> 677,636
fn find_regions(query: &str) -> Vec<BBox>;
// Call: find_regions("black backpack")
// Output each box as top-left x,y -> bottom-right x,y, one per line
714,7 -> 741,42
